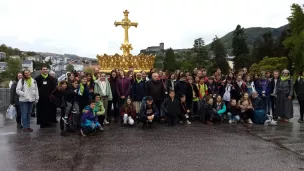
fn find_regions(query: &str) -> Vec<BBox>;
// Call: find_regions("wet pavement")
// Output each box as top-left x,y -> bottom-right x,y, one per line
0,103 -> 304,171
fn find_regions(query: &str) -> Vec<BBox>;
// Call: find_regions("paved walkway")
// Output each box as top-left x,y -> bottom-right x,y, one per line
0,103 -> 303,171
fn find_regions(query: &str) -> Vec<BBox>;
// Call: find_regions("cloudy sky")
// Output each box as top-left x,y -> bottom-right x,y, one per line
0,0 -> 302,57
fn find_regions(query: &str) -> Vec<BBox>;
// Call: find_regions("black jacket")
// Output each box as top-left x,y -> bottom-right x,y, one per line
109,78 -> 118,99
35,75 -> 56,101
161,97 -> 180,116
175,80 -> 189,97
10,82 -> 19,105
207,82 -> 218,96
295,77 -> 304,100
145,80 -> 165,101
187,83 -> 199,101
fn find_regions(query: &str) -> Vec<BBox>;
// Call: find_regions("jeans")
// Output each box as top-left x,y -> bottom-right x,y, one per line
15,104 -> 21,124
20,102 -> 34,129
123,114 -> 135,125
227,112 -> 240,121
261,96 -> 270,114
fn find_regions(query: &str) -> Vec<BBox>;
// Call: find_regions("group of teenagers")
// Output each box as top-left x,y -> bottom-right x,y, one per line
9,65 -> 304,136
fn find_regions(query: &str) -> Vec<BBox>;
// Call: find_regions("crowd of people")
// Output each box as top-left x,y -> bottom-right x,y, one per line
9,65 -> 304,136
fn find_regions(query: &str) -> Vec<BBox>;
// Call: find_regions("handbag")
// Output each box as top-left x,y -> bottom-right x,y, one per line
6,105 -> 17,120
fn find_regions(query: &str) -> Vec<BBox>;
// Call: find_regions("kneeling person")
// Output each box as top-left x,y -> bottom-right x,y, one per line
120,98 -> 136,125
80,100 -> 103,136
140,96 -> 159,128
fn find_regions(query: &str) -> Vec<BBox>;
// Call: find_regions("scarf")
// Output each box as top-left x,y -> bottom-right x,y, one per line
93,74 -> 97,81
41,73 -> 48,79
281,76 -> 290,81
301,76 -> 304,79
25,78 -> 32,87
78,84 -> 84,96
136,78 -> 141,83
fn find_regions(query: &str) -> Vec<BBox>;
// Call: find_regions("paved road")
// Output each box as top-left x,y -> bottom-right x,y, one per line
0,103 -> 304,171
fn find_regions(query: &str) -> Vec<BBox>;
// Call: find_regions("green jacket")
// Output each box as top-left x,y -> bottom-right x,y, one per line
94,101 -> 105,116
94,79 -> 113,101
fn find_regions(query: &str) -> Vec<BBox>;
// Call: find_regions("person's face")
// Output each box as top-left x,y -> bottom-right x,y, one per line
246,76 -> 251,82
237,76 -> 242,81
186,72 -> 190,76
87,75 -> 92,81
217,69 -> 221,74
69,74 -> 74,81
90,103 -> 95,109
208,79 -> 214,84
75,76 -> 79,81
208,98 -> 213,105
283,72 -> 288,77
111,72 -> 117,78
127,99 -> 132,104
266,72 -> 271,78
188,79 -> 193,84
193,68 -> 198,73
216,96 -> 222,102
171,75 -> 175,80
252,92 -> 258,99
147,100 -> 153,105
197,71 -> 202,77
81,78 -> 87,85
61,83 -> 67,90
181,96 -> 186,102
239,70 -> 244,75
120,71 -> 124,77
24,71 -> 31,79
129,68 -> 134,72
242,101 -> 249,108
41,67 -> 48,74
80,72 -> 85,76
244,93 -> 249,99
95,96 -> 101,102
17,73 -> 23,80
169,92 -> 175,98
231,100 -> 237,106
94,68 -> 99,73
136,74 -> 142,80
243,68 -> 247,73
100,74 -> 106,81
142,72 -> 147,79
195,77 -> 200,83
202,71 -> 207,76
229,73 -> 233,78
199,79 -> 204,84
254,75 -> 259,79
152,73 -> 159,81
72,81 -> 79,88
273,72 -> 279,79
162,74 -> 166,79
50,73 -> 55,77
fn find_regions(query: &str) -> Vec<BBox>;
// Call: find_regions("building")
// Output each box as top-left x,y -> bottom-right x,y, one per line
22,60 -> 33,72
25,55 -> 41,62
0,62 -> 7,72
72,63 -> 84,71
140,42 -> 165,54
0,52 -> 7,60
10,55 -> 21,59
226,55 -> 235,69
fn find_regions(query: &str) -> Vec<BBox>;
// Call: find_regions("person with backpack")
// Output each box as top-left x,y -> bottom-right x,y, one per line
16,69 -> 39,132
294,70 -> 304,123
275,69 -> 294,122
251,91 -> 266,124
10,72 -> 23,129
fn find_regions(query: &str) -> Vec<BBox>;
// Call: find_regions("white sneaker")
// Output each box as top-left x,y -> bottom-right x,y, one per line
104,120 -> 110,125
229,120 -> 232,124
179,121 -> 183,124
186,120 -> 191,125
248,119 -> 253,124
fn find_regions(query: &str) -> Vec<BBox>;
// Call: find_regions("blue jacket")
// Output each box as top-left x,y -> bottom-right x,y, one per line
81,106 -> 98,125
213,102 -> 226,115
251,97 -> 264,110
257,79 -> 271,96
132,79 -> 146,101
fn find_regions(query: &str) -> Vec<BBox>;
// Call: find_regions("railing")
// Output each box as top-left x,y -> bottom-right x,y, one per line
0,88 -> 10,110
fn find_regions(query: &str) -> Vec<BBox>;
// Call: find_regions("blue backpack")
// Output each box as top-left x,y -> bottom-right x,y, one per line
254,109 -> 267,124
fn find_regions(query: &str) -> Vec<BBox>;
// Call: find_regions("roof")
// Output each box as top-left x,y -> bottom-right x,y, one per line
22,60 -> 32,64
0,62 -> 7,66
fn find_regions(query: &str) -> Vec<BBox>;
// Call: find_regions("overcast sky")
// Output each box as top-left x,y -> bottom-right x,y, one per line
0,0 -> 302,57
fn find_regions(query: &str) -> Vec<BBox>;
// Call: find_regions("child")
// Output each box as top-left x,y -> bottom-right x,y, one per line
140,96 -> 159,128
240,100 -> 254,124
120,98 -> 136,126
162,90 -> 180,126
80,100 -> 103,136
94,94 -> 105,131
204,96 -> 220,124
179,94 -> 191,124
213,95 -> 226,120
227,99 -> 240,124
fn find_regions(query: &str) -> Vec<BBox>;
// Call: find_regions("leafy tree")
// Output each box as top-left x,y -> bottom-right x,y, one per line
284,4 -> 304,73
253,31 -> 275,62
210,36 -> 230,74
33,61 -> 51,70
232,25 -> 251,70
163,48 -> 176,72
249,57 -> 288,75
192,38 -> 209,68
66,64 -> 75,72
5,58 -> 22,79
154,54 -> 164,69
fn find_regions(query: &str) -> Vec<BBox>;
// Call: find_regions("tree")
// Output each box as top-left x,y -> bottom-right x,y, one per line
66,64 -> 75,72
163,48 -> 176,72
5,58 -> 22,79
232,25 -> 251,70
253,31 -> 275,62
284,4 -> 304,73
210,36 -> 230,74
192,38 -> 210,68
33,61 -> 51,71
249,57 -> 289,75
154,54 -> 165,69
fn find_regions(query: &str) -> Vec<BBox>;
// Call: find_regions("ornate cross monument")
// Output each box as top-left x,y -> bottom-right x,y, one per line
114,10 -> 138,56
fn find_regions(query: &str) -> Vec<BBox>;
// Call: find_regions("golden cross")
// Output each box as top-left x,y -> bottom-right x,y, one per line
114,10 -> 138,56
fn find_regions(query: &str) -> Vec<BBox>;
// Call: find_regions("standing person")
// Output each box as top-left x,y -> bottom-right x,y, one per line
234,74 -> 247,102
108,70 -> 119,122
16,69 -> 39,132
116,70 -> 131,108
161,90 -> 180,126
93,67 -> 100,81
49,70 -> 58,123
10,72 -> 23,129
160,72 -> 169,96
141,70 -> 148,81
197,77 -> 208,99
35,65 -> 56,128
256,72 -> 271,115
168,74 -> 176,91
175,74 -> 189,99
245,75 -> 255,94
145,73 -> 165,112
86,73 -> 95,99
187,77 -> 200,119
207,77 -> 218,99
295,70 -> 304,123
77,76 -> 90,113
270,71 -> 279,119
94,73 -> 112,124
275,69 -> 294,122
132,73 -> 146,115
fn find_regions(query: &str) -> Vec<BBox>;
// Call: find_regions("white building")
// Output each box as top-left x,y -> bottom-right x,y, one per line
10,55 -> 21,59
0,52 -> 6,60
0,62 -> 7,72
22,60 -> 33,72
25,55 -> 41,62
72,63 -> 84,71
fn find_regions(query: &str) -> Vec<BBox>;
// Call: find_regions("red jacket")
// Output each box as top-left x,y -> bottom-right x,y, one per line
120,105 -> 136,119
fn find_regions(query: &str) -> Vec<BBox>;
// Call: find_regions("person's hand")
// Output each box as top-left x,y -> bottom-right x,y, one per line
288,96 -> 292,100
186,110 -> 190,113
121,96 -> 125,99
147,116 -> 152,120
151,114 -> 154,120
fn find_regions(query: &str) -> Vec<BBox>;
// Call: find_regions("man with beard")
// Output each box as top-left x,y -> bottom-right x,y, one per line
35,65 -> 56,128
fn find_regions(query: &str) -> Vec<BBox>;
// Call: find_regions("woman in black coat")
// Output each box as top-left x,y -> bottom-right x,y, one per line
10,72 -> 23,128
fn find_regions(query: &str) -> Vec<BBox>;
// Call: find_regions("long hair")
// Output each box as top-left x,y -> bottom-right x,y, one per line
109,70 -> 117,81
15,72 -> 22,82
122,98 -> 134,113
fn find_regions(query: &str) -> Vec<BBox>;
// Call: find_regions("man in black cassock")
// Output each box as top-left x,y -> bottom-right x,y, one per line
35,65 -> 56,128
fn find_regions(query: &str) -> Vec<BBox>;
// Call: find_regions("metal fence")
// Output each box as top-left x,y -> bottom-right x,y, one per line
0,88 -> 10,110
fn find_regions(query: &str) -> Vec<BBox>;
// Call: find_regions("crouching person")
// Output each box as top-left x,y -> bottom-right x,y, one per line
140,96 -> 159,128
120,98 -> 136,126
204,96 -> 221,124
179,94 -> 191,124
162,90 -> 180,126
80,100 -> 103,136
94,94 -> 105,131
213,95 -> 226,121
227,99 -> 240,124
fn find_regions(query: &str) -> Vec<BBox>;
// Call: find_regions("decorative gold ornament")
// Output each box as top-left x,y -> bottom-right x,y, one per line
97,10 -> 155,73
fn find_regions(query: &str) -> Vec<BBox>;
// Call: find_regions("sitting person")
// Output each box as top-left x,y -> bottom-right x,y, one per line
94,94 -> 105,131
80,100 -> 103,136
162,90 -> 180,126
120,98 -> 136,126
251,91 -> 267,124
205,96 -> 221,124
213,95 -> 226,119
139,96 -> 159,128
239,100 -> 254,124
179,94 -> 191,124
227,99 -> 241,124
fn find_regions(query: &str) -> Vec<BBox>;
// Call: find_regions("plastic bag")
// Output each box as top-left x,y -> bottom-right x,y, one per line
6,105 -> 17,120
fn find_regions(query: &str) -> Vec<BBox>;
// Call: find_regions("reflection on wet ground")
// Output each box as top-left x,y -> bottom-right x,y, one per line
0,103 -> 303,171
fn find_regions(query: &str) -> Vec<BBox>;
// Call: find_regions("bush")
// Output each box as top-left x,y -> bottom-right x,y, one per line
249,57 -> 289,75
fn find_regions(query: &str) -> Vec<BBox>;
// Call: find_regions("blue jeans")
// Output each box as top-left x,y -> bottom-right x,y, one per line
20,102 -> 34,129
227,112 -> 240,121
261,96 -> 270,114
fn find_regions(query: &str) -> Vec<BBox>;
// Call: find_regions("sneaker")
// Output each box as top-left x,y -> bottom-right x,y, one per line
62,117 -> 68,125
17,123 -> 23,129
229,120 -> 232,124
80,129 -> 86,137
99,127 -> 104,132
206,121 -> 213,125
23,128 -> 33,132
298,119 -> 304,123
104,120 -> 110,125
186,120 -> 191,125
248,119 -> 253,124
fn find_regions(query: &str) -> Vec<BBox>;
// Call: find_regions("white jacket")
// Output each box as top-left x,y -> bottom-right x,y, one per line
16,78 -> 39,103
